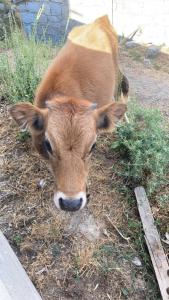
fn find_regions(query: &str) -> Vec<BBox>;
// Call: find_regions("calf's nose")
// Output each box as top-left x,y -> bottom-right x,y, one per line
59,197 -> 82,211
54,192 -> 87,211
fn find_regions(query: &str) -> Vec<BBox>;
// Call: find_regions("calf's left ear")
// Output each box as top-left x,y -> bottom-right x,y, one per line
9,102 -> 48,134
95,102 -> 127,131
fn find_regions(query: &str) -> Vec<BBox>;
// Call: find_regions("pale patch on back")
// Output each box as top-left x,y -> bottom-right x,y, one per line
68,15 -> 117,54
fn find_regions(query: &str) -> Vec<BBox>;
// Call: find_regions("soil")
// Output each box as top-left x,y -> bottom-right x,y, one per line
1,44 -> 169,300
119,44 -> 169,117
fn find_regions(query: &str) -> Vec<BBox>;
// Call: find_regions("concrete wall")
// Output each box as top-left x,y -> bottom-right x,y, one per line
113,0 -> 169,46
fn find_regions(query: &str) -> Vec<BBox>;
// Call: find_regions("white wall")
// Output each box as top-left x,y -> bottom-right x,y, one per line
113,0 -> 169,46
69,0 -> 169,46
69,0 -> 112,24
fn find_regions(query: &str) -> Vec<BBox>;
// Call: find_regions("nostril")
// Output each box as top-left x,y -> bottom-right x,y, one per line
59,197 -> 83,211
59,197 -> 64,210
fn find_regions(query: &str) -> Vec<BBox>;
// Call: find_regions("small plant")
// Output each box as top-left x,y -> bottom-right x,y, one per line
16,131 -> 31,142
51,243 -> 60,258
93,244 -> 118,274
0,19 -> 53,103
13,233 -> 22,246
111,101 -> 169,197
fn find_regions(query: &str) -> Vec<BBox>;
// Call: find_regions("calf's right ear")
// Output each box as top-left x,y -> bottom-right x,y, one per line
94,102 -> 127,131
9,103 -> 48,135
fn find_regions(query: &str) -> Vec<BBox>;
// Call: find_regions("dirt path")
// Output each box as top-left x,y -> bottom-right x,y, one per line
120,46 -> 169,117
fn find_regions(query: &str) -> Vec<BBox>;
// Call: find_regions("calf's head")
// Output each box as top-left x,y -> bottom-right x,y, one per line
10,97 -> 126,211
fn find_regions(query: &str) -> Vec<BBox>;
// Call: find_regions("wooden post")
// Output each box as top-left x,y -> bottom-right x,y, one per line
134,187 -> 169,300
0,231 -> 42,300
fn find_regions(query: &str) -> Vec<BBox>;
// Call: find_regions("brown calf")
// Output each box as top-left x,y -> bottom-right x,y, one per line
10,16 -> 128,212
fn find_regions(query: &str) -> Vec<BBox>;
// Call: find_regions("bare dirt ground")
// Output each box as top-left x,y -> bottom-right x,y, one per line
0,45 -> 169,300
119,44 -> 169,117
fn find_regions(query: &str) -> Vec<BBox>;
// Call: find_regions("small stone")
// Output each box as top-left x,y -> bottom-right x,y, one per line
132,256 -> 142,267
0,3 -> 5,10
143,58 -> 151,67
146,46 -> 160,58
125,41 -> 137,49
93,283 -> 99,291
103,228 -> 109,237
165,232 -> 169,240
162,232 -> 169,245
37,179 -> 46,189
36,267 -> 47,275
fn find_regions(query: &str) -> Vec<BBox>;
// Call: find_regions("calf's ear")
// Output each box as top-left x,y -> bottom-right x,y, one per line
9,103 -> 48,135
95,102 -> 127,131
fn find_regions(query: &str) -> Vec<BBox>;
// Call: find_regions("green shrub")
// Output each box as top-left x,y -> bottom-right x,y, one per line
0,23 -> 53,103
112,101 -> 169,196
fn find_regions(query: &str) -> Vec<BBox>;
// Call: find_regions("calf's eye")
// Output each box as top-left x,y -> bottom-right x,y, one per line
44,139 -> 53,155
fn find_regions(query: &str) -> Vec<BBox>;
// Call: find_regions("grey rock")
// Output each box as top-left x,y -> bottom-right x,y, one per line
24,2 -> 42,13
24,24 -> 32,35
143,58 -> 151,67
45,24 -> 60,35
42,3 -> 51,15
38,13 -> 47,23
50,3 -> 62,16
20,12 -> 36,24
125,41 -> 137,48
0,3 -> 5,10
146,45 -> 160,58
132,256 -> 142,267
49,15 -> 61,22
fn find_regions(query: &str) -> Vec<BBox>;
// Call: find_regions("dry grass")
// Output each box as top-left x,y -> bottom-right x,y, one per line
0,103 -> 162,299
72,241 -> 100,277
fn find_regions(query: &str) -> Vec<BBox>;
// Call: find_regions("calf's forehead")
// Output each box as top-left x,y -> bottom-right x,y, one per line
46,109 -> 96,146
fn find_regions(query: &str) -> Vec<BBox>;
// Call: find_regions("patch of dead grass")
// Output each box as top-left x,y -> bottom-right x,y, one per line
72,241 -> 100,277
0,105 -> 161,299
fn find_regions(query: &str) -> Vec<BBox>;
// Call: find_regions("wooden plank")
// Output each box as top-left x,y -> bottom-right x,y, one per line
134,187 -> 169,300
0,231 -> 42,300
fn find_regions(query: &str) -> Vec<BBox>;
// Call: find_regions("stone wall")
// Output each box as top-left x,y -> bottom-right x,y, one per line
15,0 -> 69,43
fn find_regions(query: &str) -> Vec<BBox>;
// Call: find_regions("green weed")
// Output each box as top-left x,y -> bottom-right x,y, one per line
51,243 -> 61,258
111,101 -> 169,198
93,244 -> 118,274
0,22 -> 53,103
16,131 -> 31,142
13,233 -> 22,246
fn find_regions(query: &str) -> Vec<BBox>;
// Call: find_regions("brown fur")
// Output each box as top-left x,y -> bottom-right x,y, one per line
10,16 -> 128,206
35,16 -> 120,108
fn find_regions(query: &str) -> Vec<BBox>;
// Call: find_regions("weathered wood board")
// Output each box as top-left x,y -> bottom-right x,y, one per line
0,231 -> 42,300
134,186 -> 169,300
